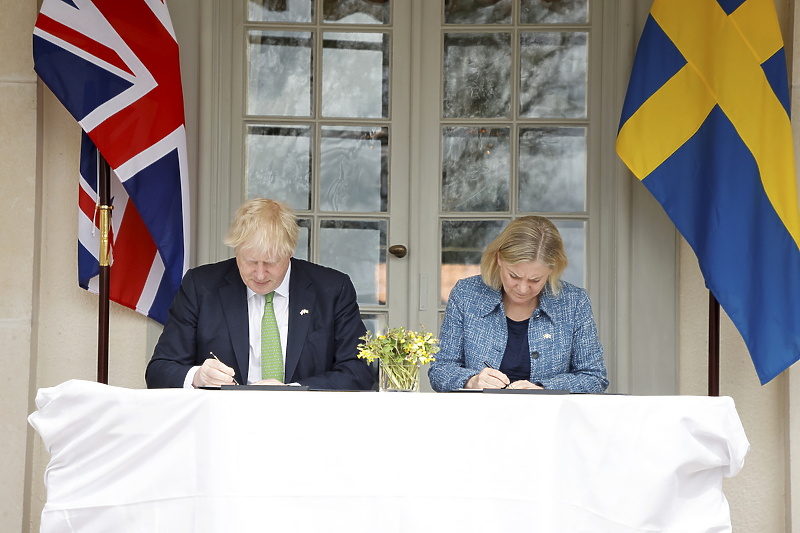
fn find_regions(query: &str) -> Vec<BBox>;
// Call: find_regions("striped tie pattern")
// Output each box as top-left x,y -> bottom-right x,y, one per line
261,292 -> 283,381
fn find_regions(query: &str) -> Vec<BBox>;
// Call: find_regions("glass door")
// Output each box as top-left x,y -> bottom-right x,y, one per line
415,0 -> 595,332
232,0 -> 412,334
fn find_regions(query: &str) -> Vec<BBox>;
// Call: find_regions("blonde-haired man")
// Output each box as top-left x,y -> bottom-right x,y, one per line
146,198 -> 374,390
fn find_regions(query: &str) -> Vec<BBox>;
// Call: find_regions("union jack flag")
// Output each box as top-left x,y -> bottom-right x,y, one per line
33,0 -> 190,324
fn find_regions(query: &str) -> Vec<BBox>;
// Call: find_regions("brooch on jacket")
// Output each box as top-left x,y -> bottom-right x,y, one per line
300,309 -> 309,315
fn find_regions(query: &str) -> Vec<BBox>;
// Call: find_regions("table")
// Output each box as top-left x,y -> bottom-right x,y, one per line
29,380 -> 749,532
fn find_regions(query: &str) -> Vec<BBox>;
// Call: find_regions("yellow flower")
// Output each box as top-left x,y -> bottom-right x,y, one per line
356,326 -> 439,367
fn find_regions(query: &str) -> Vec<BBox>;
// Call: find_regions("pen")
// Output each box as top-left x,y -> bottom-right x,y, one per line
210,351 -> 239,385
483,360 -> 510,389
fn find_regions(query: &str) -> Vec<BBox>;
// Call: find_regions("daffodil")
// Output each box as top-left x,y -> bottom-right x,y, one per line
357,327 -> 439,390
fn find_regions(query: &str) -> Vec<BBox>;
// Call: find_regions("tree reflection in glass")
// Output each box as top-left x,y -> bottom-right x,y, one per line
442,126 -> 510,212
248,31 -> 313,117
323,0 -> 390,24
444,0 -> 511,25
248,0 -> 313,23
518,127 -> 585,212
444,33 -> 511,119
520,0 -> 588,24
323,32 -> 389,118
519,32 -> 587,119
246,125 -> 312,210
320,126 -> 389,213
440,219 -> 506,302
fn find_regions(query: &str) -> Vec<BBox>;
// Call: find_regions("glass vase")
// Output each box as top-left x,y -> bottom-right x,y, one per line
379,359 -> 420,392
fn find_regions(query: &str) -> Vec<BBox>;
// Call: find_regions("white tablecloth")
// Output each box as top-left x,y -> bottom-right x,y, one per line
29,380 -> 749,532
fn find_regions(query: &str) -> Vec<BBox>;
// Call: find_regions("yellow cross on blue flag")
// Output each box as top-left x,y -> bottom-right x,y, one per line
617,0 -> 800,384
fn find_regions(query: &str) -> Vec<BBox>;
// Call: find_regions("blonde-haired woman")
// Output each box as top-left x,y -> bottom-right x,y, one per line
428,216 -> 608,393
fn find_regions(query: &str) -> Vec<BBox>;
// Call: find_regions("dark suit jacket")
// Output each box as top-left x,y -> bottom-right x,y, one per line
145,258 -> 374,390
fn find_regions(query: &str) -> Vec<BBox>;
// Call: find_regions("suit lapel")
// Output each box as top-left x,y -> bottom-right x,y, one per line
220,263 -> 250,384
286,259 -> 316,382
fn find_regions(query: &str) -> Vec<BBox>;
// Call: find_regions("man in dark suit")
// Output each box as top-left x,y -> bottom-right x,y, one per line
145,198 -> 374,390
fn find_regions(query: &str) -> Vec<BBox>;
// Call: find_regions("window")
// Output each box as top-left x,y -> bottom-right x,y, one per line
435,1 -> 592,306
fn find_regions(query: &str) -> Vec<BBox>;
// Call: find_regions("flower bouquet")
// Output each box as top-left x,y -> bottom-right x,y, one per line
357,327 -> 439,391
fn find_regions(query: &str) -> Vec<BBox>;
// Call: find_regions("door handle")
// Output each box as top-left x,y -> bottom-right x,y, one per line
388,244 -> 408,258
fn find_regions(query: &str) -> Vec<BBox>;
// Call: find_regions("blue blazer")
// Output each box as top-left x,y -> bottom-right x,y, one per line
428,275 -> 608,393
146,258 -> 374,390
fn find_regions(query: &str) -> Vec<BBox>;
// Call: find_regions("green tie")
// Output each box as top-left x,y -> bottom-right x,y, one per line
261,292 -> 284,381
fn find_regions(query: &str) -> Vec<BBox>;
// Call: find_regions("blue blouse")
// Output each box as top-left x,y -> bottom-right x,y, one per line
428,275 -> 609,393
500,317 -> 531,383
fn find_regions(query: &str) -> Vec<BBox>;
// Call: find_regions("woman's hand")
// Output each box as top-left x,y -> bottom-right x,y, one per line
507,380 -> 543,390
465,367 -> 510,389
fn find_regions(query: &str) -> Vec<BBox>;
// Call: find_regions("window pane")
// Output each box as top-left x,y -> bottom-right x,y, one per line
323,0 -> 390,24
320,126 -> 389,212
320,219 -> 387,305
248,31 -> 313,117
520,0 -> 588,24
518,127 -> 586,212
248,0 -> 313,23
440,219 -> 507,302
296,218 -> 311,260
362,313 -> 388,335
246,124 -> 312,210
443,0 -> 511,24
442,126 -> 510,212
553,219 -> 585,287
322,32 -> 390,118
443,33 -> 511,119
519,32 -> 587,119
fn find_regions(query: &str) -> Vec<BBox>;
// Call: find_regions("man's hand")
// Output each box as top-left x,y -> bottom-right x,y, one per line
193,358 -> 237,388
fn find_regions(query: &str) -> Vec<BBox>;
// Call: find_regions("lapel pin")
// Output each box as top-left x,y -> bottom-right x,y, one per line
543,333 -> 552,339
300,309 -> 309,315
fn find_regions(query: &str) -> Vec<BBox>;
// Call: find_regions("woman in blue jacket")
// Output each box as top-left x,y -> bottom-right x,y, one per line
428,216 -> 608,393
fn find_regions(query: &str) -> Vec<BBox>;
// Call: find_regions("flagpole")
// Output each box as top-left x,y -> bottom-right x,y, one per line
97,154 -> 112,384
708,292 -> 720,396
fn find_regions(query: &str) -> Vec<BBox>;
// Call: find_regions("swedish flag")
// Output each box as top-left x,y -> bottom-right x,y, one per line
617,0 -> 800,384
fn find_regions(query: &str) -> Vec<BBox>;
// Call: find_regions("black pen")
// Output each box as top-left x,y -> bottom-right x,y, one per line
210,351 -> 239,385
483,361 -> 510,389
